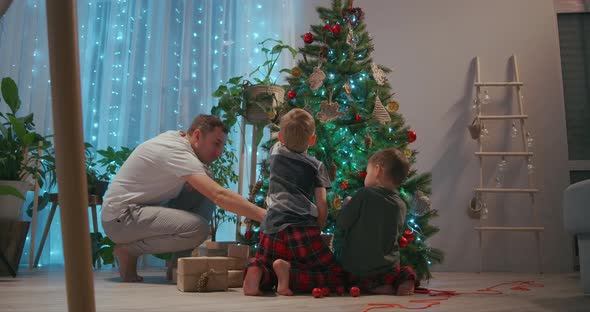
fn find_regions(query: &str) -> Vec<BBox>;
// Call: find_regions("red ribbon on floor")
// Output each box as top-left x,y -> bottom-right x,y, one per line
362,281 -> 544,312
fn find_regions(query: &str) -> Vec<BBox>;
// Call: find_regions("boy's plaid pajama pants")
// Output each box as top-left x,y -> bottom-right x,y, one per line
246,226 -> 345,292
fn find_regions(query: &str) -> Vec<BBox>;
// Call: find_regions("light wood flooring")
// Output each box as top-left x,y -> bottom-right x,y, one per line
1,268 -> 589,311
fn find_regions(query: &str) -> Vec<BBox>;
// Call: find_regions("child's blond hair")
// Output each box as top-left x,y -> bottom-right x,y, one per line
280,108 -> 315,153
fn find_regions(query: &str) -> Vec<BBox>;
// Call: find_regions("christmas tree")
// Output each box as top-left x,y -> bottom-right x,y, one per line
234,0 -> 443,283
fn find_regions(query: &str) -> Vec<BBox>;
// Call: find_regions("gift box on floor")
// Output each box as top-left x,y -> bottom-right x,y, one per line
192,241 -> 240,257
177,257 -> 231,292
228,269 -> 244,288
228,244 -> 249,259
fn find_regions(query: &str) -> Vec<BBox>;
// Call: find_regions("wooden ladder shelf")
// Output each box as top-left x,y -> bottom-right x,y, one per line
473,55 -> 544,273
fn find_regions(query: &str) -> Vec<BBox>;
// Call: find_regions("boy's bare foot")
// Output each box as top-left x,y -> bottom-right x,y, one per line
396,280 -> 415,296
243,266 -> 263,296
113,245 -> 143,282
272,259 -> 293,296
370,284 -> 395,294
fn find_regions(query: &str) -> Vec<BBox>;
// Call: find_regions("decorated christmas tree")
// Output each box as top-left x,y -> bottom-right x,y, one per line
230,0 -> 443,283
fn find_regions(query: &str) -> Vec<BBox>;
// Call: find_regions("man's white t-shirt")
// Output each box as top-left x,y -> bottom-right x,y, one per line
101,130 -> 209,222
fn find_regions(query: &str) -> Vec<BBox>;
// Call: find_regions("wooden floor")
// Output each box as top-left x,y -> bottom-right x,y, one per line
1,268 -> 589,311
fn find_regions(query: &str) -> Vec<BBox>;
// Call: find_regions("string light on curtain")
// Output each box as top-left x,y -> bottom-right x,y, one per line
0,0 -> 298,266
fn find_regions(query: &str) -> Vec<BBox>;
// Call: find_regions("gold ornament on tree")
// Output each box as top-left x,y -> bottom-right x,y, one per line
344,81 -> 352,95
371,63 -> 387,86
364,133 -> 373,148
332,196 -> 342,210
404,149 -> 413,159
387,101 -> 399,113
291,66 -> 303,78
307,66 -> 326,90
372,96 -> 391,124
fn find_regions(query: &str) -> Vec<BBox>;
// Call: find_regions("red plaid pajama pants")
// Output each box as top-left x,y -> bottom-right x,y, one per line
246,226 -> 345,292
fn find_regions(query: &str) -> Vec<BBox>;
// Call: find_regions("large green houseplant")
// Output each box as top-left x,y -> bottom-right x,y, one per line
0,77 -> 50,219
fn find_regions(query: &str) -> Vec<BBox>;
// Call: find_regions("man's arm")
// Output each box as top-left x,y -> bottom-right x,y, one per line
315,187 -> 328,230
184,174 -> 266,222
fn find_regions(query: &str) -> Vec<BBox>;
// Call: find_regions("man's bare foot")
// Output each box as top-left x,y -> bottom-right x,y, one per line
272,259 -> 293,296
113,245 -> 143,282
396,280 -> 415,296
243,266 -> 263,296
370,284 -> 395,294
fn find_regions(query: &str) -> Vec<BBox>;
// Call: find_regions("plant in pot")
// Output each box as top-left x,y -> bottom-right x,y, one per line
212,38 -> 297,147
0,77 -> 51,276
0,77 -> 50,219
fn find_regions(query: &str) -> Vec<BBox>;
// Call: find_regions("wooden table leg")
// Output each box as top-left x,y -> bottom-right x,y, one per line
0,250 -> 16,278
90,204 -> 100,269
34,201 -> 58,268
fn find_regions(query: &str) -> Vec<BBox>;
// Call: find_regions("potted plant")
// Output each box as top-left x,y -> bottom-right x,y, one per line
243,38 -> 297,124
212,38 -> 297,145
0,77 -> 49,219
0,77 -> 50,277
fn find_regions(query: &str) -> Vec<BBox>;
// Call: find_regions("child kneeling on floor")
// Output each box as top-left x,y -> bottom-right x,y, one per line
243,108 -> 344,296
337,148 -> 416,295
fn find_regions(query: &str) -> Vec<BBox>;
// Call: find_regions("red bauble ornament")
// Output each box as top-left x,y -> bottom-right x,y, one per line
323,24 -> 331,31
336,286 -> 346,296
331,24 -> 343,35
350,286 -> 361,297
358,171 -> 367,179
355,114 -> 361,122
244,230 -> 253,240
399,236 -> 409,248
407,130 -> 417,143
312,287 -> 323,298
287,90 -> 297,99
303,32 -> 314,44
403,230 -> 415,243
321,287 -> 330,297
340,180 -> 349,190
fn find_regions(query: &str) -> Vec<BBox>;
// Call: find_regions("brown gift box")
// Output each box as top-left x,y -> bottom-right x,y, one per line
228,269 -> 245,288
177,257 -> 231,292
227,244 -> 250,259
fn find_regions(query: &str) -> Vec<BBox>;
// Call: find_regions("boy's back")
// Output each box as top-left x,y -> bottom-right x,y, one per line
261,142 -> 331,234
337,186 -> 407,277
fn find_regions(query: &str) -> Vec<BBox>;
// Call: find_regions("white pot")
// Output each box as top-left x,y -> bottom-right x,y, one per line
0,180 -> 30,220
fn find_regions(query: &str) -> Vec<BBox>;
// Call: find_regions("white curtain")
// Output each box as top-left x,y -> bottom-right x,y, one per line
0,0 -> 298,267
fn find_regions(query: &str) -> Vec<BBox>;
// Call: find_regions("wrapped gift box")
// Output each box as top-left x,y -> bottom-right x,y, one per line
177,257 -> 231,292
228,269 -> 244,288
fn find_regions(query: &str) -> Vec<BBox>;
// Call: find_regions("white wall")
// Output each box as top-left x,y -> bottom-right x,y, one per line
299,0 -> 572,273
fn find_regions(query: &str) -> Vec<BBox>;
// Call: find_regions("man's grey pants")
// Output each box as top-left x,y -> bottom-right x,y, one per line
102,188 -> 211,257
